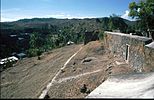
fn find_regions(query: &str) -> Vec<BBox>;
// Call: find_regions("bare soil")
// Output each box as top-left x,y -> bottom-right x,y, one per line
0,41 -> 134,99
0,44 -> 82,98
47,41 -> 134,98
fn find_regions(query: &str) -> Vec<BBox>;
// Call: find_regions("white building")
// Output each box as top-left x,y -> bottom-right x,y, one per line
67,41 -> 74,45
0,56 -> 18,65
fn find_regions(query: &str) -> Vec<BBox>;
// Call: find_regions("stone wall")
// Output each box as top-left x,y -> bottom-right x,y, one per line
104,31 -> 153,72
143,42 -> 154,72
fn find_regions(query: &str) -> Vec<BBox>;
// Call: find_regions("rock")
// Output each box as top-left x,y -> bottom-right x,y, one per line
38,56 -> 41,60
61,69 -> 65,73
44,93 -> 50,99
73,62 -> 76,65
81,57 -> 97,64
105,65 -> 113,71
86,89 -> 91,94
80,84 -> 87,93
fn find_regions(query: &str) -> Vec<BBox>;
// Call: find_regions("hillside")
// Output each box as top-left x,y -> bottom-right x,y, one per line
1,17 -> 135,34
0,17 -> 136,59
1,41 -> 135,98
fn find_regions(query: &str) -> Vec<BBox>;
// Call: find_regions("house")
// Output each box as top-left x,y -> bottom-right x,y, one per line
0,56 -> 18,65
10,34 -> 17,37
16,53 -> 26,59
67,41 -> 74,45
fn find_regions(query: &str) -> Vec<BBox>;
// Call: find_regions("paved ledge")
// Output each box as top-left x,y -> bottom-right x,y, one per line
86,72 -> 154,98
145,42 -> 154,49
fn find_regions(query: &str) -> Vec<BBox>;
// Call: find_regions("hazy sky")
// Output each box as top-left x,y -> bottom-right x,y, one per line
1,0 -> 138,22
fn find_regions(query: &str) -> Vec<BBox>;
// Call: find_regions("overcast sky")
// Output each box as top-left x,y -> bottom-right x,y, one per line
1,0 -> 138,22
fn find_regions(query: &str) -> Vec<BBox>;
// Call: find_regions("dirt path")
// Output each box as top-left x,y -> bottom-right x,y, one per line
56,69 -> 102,83
38,47 -> 83,98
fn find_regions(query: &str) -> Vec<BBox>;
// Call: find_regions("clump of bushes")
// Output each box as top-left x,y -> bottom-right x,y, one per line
27,48 -> 43,58
98,31 -> 105,40
80,84 -> 91,94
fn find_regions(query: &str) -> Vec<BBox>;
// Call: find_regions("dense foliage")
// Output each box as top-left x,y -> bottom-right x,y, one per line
129,0 -> 154,38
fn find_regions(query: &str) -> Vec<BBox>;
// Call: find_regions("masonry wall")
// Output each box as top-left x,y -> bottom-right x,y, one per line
104,31 -> 153,72
143,43 -> 154,72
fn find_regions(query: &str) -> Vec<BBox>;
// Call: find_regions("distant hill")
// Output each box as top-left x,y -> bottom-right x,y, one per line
1,17 -> 136,35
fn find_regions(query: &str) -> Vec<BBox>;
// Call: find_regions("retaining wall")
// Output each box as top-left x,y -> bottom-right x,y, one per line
104,31 -> 153,72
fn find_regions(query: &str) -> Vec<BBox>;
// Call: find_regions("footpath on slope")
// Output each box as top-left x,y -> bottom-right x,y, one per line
39,47 -> 83,98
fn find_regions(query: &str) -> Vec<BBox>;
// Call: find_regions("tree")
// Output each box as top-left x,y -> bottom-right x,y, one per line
108,15 -> 128,33
29,32 -> 44,49
108,16 -> 114,31
27,32 -> 44,57
128,0 -> 154,39
98,30 -> 105,40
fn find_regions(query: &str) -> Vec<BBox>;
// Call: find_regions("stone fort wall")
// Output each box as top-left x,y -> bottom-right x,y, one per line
104,31 -> 154,72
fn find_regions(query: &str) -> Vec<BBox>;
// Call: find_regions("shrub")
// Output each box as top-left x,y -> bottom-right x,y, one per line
27,48 -> 43,57
80,84 -> 87,93
98,31 -> 105,40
